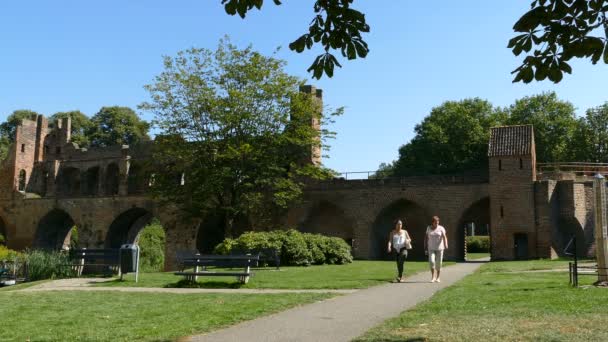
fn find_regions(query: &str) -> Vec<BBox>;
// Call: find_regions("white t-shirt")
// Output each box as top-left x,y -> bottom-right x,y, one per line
391,231 -> 406,250
426,225 -> 446,250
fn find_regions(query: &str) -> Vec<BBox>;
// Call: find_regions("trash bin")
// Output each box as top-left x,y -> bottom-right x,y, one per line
120,244 -> 139,273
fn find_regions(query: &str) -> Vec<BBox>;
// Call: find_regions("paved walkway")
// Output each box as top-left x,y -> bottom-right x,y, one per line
187,260 -> 487,342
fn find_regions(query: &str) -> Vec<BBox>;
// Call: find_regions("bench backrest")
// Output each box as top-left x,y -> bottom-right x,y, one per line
69,249 -> 120,263
231,248 -> 280,267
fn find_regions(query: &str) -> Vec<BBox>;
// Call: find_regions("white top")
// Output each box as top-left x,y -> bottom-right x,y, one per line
392,231 -> 406,250
426,225 -> 446,250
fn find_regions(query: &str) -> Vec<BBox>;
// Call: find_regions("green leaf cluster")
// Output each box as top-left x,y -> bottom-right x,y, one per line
221,0 -> 369,79
510,0 -> 608,83
142,38 -> 340,237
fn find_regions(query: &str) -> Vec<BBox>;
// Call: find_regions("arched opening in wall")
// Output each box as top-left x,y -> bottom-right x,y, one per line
105,163 -> 119,196
83,167 -> 100,196
558,217 -> 587,258
0,216 -> 7,246
298,201 -> 354,245
106,208 -> 166,272
457,197 -> 490,261
371,199 -> 430,260
33,209 -> 76,250
127,162 -> 147,194
196,212 -> 249,254
57,167 -> 81,196
18,170 -> 26,192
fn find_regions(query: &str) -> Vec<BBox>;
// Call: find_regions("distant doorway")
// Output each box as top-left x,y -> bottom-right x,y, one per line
514,233 -> 528,259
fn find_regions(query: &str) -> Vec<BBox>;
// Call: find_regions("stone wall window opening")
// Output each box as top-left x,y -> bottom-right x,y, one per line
18,169 -> 26,192
55,146 -> 61,155
44,145 -> 49,154
500,205 -> 504,218
57,167 -> 81,196
127,163 -> 146,194
519,158 -> 523,169
498,159 -> 502,171
105,163 -> 120,196
84,167 -> 100,196
21,144 -> 25,153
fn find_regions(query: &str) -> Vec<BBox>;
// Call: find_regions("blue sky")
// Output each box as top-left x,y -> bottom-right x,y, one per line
1,1 -> 607,173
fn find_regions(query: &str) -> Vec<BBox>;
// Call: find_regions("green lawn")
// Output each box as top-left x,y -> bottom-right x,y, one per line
466,252 -> 490,260
94,260 -> 447,289
355,259 -> 608,342
0,290 -> 332,341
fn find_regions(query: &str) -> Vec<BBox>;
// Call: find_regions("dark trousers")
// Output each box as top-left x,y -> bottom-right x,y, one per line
393,247 -> 408,278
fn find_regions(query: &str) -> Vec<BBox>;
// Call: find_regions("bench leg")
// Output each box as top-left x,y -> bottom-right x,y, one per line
194,265 -> 199,282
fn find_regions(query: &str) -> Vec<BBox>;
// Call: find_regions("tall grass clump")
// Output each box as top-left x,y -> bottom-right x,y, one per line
25,250 -> 74,281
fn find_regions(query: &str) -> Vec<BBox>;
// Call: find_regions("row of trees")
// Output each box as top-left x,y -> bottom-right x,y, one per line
379,92 -> 608,177
0,107 -> 150,160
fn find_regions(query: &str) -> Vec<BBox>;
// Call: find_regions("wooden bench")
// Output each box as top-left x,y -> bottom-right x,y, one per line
68,248 -> 120,276
174,254 -> 260,284
231,248 -> 280,270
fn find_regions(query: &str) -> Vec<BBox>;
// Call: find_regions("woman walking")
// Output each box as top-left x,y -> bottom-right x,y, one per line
424,216 -> 448,283
387,218 -> 412,283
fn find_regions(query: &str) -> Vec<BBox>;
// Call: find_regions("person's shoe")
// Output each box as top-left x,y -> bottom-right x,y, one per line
431,278 -> 436,283
399,277 -> 405,283
436,278 -> 441,283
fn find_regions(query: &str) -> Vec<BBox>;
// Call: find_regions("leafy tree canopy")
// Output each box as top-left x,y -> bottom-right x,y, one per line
87,106 -> 150,148
571,102 -> 608,162
50,110 -> 93,147
390,99 -> 505,176
221,0 -> 369,79
505,92 -> 578,162
510,0 -> 608,83
141,39 -> 339,236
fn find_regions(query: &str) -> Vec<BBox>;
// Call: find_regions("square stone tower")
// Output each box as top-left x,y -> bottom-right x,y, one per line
488,125 -> 537,259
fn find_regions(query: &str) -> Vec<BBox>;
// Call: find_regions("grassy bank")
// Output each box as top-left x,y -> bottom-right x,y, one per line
355,259 -> 607,341
94,260 -> 450,289
0,291 -> 332,341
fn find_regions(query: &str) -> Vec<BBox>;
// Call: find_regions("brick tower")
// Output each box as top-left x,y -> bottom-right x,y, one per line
488,125 -> 537,259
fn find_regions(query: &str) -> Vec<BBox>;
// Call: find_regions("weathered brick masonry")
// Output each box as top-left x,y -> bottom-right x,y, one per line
0,96 -> 599,266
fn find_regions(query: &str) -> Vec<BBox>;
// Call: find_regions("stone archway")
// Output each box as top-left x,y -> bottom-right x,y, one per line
298,200 -> 354,244
457,197 -> 490,260
371,199 -> 431,260
33,209 -> 76,250
105,208 -> 155,248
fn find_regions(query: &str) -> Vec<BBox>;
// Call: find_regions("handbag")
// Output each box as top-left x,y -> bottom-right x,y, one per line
404,231 -> 413,250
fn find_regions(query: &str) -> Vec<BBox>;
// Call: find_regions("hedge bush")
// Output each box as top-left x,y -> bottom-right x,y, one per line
466,236 -> 490,253
213,229 -> 352,266
138,220 -> 166,272
0,245 -> 23,262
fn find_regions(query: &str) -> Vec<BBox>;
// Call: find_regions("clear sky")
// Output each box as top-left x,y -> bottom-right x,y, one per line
1,1 -> 607,173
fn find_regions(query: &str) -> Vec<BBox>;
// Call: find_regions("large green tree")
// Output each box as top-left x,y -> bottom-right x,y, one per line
50,110 -> 93,147
390,99 -> 505,176
221,0 -> 369,79
510,0 -> 608,83
87,106 -> 150,148
141,40 -> 338,236
505,92 -> 578,162
571,102 -> 608,162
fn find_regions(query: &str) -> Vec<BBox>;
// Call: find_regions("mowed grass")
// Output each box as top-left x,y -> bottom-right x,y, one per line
0,290 -> 333,341
466,252 -> 490,260
95,260 -> 449,289
355,259 -> 608,342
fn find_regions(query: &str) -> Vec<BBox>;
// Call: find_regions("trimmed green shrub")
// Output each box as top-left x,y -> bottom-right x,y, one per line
138,220 -> 166,272
302,233 -> 326,265
0,245 -> 23,262
25,250 -> 74,281
213,229 -> 353,266
280,230 -> 312,266
323,237 -> 353,264
466,236 -> 490,253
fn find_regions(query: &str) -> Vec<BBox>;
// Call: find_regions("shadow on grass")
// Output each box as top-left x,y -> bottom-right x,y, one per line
356,338 -> 427,342
164,279 -> 244,289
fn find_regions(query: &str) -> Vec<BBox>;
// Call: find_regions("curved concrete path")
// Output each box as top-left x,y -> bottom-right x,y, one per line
187,260 -> 487,342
